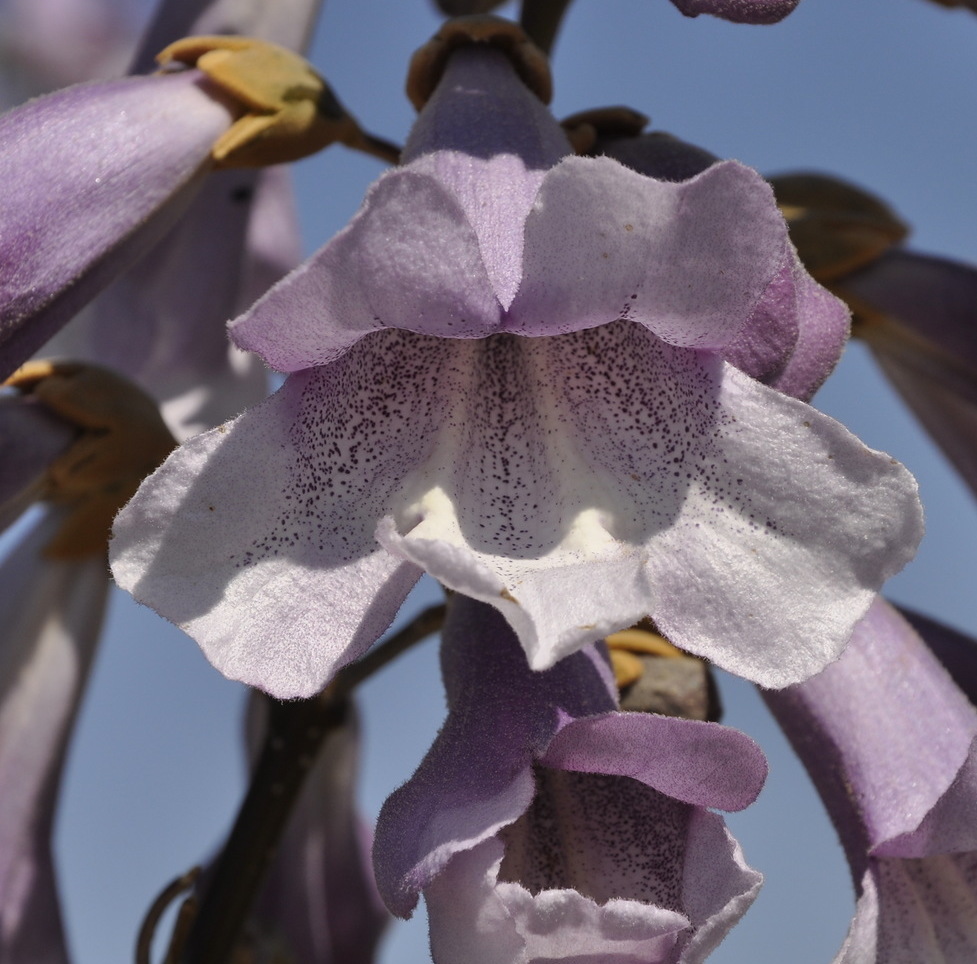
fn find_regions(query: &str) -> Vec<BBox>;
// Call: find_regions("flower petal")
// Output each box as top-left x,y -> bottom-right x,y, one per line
669,0 -> 801,23
540,715 -> 766,812
230,168 -> 503,371
0,71 -> 235,377
380,323 -> 921,686
764,599 -> 977,862
838,857 -> 977,964
373,598 -> 615,917
508,158 -> 790,349
110,339 -> 449,698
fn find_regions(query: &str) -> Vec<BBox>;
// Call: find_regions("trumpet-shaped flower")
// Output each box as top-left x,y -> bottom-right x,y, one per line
40,0 -> 324,439
0,362 -> 173,963
111,30 -> 922,699
0,2 -> 361,384
373,596 -> 766,964
763,599 -> 977,963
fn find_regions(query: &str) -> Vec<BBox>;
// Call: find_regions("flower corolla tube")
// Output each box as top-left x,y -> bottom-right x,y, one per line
764,599 -> 977,963
111,24 -> 923,699
373,596 -> 767,964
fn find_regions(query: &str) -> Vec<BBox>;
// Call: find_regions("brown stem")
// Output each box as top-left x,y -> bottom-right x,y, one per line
177,603 -> 446,963
135,867 -> 199,964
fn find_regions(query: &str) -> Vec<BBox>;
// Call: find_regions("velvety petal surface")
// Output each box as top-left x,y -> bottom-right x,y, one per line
508,159 -> 790,349
837,856 -> 977,964
765,599 -> 977,963
0,71 -> 235,377
380,323 -> 920,686
379,597 -> 765,963
374,599 -> 617,917
232,47 -> 570,371
594,130 -> 849,395
765,599 -> 977,863
669,0 -> 801,23
901,607 -> 977,707
0,510 -> 108,963
119,310 -> 920,694
231,167 -> 504,370
110,334 -> 442,698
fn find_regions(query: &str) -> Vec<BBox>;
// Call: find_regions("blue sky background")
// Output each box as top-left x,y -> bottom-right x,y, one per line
37,0 -> 977,961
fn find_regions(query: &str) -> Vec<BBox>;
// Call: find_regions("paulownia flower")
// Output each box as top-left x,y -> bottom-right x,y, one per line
763,599 -> 977,963
772,172 -> 977,500
0,362 -> 173,963
39,0 -> 325,440
373,595 -> 766,964
111,22 -> 922,699
667,0 -> 800,23
434,0 -> 802,25
0,3 -> 371,382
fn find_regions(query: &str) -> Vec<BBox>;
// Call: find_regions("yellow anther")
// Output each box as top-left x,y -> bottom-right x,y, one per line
605,627 -> 685,659
407,15 -> 552,111
5,361 -> 175,559
610,649 -> 644,689
157,36 -> 397,168
769,173 -> 909,283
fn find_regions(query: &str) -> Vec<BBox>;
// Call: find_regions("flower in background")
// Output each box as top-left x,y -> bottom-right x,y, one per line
240,692 -> 389,964
771,172 -> 977,501
0,362 -> 173,963
374,596 -> 766,964
111,18 -> 922,700
37,0 -> 328,439
764,599 -> 977,963
0,0 -> 383,386
432,0 -> 802,24
667,0 -> 800,23
0,0 -> 139,104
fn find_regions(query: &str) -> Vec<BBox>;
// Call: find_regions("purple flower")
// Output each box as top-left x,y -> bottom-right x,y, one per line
0,0 -> 340,384
373,596 -> 767,964
764,599 -> 977,962
243,694 -> 389,964
40,0 -> 323,439
772,172 -> 977,501
842,250 -> 977,500
111,32 -> 922,699
434,0 -> 803,24
0,362 -> 173,962
668,0 -> 801,23
0,508 -> 108,964
0,69 -> 237,378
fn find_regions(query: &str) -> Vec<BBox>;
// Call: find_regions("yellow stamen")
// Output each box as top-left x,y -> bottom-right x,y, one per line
605,627 -> 685,659
609,649 -> 644,688
157,36 -> 397,167
406,15 -> 552,111
769,172 -> 909,283
5,361 -> 175,559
